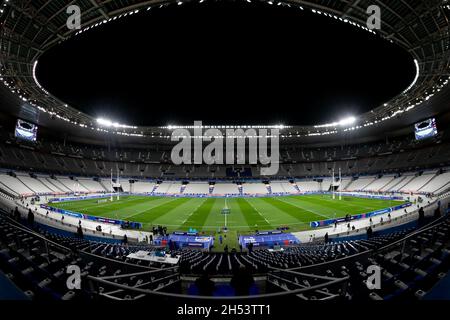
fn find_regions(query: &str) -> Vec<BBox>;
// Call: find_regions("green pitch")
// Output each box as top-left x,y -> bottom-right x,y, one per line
48,194 -> 401,233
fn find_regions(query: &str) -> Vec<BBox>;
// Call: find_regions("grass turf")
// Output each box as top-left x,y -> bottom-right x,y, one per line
49,194 -> 401,233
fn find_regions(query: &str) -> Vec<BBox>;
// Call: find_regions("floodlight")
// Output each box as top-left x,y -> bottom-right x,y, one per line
338,116 -> 357,126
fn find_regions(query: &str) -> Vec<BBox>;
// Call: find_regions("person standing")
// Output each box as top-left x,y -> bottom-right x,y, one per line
27,208 -> 34,227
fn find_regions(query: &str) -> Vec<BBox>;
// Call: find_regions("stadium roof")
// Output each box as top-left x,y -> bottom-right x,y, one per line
1,0 -> 450,141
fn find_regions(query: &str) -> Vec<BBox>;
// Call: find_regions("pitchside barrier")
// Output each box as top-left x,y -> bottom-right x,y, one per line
309,202 -> 413,228
48,192 -> 406,201
49,193 -> 117,203
40,204 -> 143,229
119,191 -> 407,199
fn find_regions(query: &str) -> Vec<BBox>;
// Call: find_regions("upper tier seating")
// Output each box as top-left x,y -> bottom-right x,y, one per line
1,130 -> 450,179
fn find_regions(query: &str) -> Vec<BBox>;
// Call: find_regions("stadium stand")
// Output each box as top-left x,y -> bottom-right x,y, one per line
296,180 -> 321,192
131,181 -> 155,194
184,182 -> 210,195
15,174 -> 54,195
270,181 -> 298,194
364,175 -> 395,192
213,183 -> 239,195
0,173 -> 34,196
242,183 -> 268,195
422,171 -> 450,194
1,131 -> 450,179
345,176 -> 377,192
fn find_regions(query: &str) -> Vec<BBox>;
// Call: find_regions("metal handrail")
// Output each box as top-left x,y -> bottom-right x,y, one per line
86,272 -> 349,300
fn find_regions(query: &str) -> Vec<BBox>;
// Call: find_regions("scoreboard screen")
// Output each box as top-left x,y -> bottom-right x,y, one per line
15,119 -> 38,142
414,118 -> 437,141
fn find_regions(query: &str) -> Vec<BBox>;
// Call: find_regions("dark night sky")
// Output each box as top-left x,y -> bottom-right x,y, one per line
36,0 -> 416,126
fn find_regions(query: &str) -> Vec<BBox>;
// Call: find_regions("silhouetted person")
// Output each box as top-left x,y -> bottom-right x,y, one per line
123,234 -> 128,244
230,266 -> 254,296
418,207 -> 425,225
27,209 -> 34,226
77,225 -> 83,238
367,226 -> 373,239
247,242 -> 254,254
195,273 -> 215,296
14,207 -> 20,221
324,232 -> 329,243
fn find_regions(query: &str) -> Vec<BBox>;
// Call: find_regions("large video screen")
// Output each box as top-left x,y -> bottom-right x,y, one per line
15,119 -> 38,142
415,118 -> 438,141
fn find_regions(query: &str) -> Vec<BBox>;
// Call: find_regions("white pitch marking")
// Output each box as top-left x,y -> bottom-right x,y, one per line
180,199 -> 207,224
122,198 -> 179,219
245,199 -> 271,225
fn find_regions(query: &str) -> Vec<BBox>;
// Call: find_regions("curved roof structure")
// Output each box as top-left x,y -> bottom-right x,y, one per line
1,0 -> 450,140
